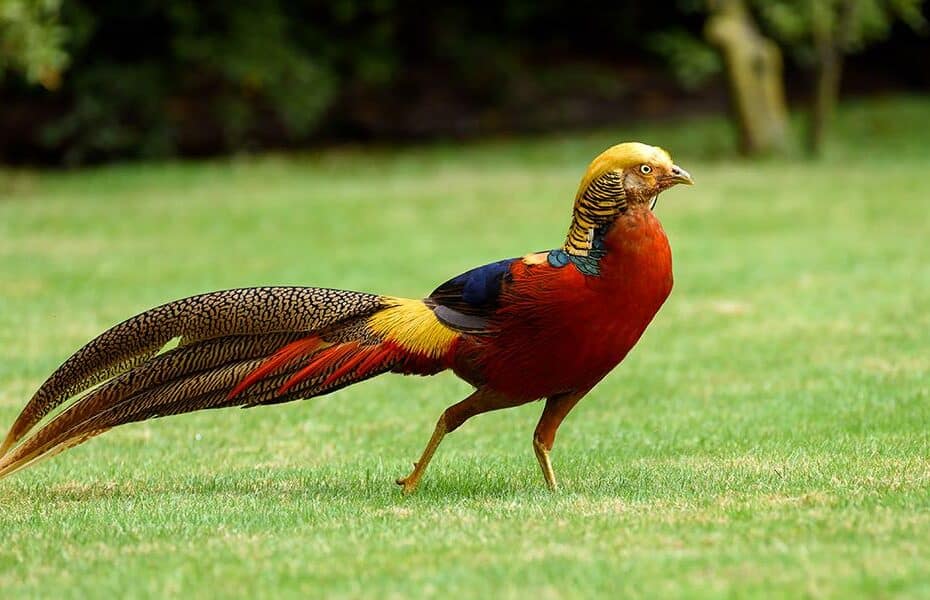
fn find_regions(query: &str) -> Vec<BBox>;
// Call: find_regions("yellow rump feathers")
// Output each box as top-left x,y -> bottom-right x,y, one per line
368,297 -> 459,358
573,142 -> 672,203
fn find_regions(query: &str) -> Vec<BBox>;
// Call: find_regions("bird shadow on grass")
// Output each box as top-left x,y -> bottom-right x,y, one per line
0,459 -> 753,507
2,475 -> 564,507
2,470 -> 390,504
0,469 -> 513,505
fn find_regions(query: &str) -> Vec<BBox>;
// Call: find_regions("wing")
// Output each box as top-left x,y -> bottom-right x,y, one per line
427,257 -> 518,332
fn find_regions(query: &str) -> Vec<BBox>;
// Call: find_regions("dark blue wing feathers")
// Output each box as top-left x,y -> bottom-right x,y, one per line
454,258 -> 514,306
427,257 -> 517,331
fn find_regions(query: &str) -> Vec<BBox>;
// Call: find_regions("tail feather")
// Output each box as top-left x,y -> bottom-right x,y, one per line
278,343 -> 359,395
57,333 -> 307,430
0,340 -> 401,480
0,288 -> 459,480
241,342 -> 399,407
321,344 -> 377,387
0,287 -> 381,455
226,336 -> 324,400
0,359 -> 268,478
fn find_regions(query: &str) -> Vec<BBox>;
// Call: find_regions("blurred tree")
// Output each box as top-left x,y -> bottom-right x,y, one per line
35,0 -> 345,163
0,0 -> 69,89
704,0 -> 789,155
656,0 -> 926,156
169,1 -> 337,146
3,0 -> 681,164
755,0 -> 926,155
652,0 -> 789,155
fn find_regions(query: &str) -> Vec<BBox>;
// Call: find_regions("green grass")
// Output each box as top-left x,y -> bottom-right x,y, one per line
1,95 -> 928,598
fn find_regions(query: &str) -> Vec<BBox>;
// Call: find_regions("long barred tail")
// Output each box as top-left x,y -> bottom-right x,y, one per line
0,287 -> 457,480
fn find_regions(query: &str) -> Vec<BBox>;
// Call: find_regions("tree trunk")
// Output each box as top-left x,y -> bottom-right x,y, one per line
807,0 -> 857,156
705,0 -> 789,156
809,37 -> 842,155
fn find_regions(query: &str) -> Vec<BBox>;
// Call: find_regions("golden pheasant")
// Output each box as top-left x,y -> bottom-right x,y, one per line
0,142 -> 692,492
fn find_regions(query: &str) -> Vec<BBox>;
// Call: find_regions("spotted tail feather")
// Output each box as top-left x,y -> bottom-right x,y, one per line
0,289 -> 462,480
0,287 -> 382,460
0,342 -> 396,480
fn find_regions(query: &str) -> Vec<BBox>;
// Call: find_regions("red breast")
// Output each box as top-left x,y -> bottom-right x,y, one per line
457,208 -> 672,400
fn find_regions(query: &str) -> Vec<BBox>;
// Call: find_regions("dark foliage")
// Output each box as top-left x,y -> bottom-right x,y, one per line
0,1 -> 704,164
0,1 -> 924,165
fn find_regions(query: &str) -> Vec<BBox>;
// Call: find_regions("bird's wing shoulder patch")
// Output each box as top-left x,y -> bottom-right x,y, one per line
521,251 -> 549,265
427,257 -> 517,332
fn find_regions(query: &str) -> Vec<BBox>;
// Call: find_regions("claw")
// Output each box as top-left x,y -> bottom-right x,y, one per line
395,475 -> 418,494
396,463 -> 424,494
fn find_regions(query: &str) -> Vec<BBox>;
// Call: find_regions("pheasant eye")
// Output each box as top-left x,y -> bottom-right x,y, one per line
640,164 -> 652,174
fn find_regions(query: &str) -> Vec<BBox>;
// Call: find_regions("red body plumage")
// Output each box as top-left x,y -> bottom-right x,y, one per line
454,208 -> 673,401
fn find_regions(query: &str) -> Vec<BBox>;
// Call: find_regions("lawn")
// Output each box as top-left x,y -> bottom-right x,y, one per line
0,96 -> 928,598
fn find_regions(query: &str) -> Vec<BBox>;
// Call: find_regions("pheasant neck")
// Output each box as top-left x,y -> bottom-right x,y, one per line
547,222 -> 610,276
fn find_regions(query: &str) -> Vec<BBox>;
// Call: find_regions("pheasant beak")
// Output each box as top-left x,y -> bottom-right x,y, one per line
669,165 -> 693,186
